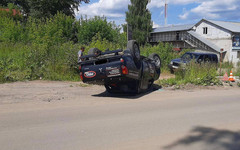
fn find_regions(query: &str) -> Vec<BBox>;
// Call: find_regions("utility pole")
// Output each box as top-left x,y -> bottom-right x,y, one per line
164,0 -> 168,26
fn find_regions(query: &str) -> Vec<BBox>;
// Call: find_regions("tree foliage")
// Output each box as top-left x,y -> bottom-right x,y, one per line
0,0 -> 10,7
0,3 -> 22,21
77,16 -> 121,44
0,12 -> 127,83
0,0 -> 90,18
126,0 -> 152,45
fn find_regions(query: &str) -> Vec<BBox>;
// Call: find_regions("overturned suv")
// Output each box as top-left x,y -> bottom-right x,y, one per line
78,40 -> 161,94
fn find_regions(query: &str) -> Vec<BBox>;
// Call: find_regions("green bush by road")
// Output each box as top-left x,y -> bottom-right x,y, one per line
0,12 -> 125,83
158,62 -> 221,87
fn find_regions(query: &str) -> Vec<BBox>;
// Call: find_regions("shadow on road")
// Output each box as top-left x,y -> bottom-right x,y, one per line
92,84 -> 162,99
164,126 -> 240,150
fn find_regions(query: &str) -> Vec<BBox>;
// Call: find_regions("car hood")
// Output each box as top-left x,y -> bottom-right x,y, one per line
172,58 -> 189,63
172,58 -> 192,64
172,58 -> 181,63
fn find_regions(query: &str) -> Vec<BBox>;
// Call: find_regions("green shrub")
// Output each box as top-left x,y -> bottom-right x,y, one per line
0,3 -> 22,21
25,12 -> 76,44
0,12 -> 129,83
77,16 -> 122,45
235,62 -> 240,77
84,33 -> 123,53
0,43 -> 31,82
158,62 -> 221,87
218,62 -> 234,76
141,42 -> 191,71
0,41 -> 82,83
0,17 -> 24,42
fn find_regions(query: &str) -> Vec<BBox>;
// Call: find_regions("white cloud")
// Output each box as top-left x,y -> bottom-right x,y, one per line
76,0 -> 240,26
147,0 -> 164,9
179,12 -> 189,20
153,22 -> 160,28
179,0 -> 240,20
148,0 -> 207,9
76,0 -> 130,19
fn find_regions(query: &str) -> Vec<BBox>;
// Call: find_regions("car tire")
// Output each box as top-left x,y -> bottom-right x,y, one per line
127,40 -> 141,67
88,48 -> 101,56
149,53 -> 161,69
149,53 -> 161,79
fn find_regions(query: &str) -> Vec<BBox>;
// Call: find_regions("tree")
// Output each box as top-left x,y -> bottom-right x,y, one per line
0,0 -> 11,7
126,0 -> 152,45
77,16 -> 121,44
1,0 -> 90,18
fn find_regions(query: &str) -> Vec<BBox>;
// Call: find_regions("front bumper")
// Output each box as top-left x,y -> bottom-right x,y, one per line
168,64 -> 179,70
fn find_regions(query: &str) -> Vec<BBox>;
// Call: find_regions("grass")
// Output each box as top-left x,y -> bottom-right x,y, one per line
157,62 -> 222,87
0,42 -> 81,83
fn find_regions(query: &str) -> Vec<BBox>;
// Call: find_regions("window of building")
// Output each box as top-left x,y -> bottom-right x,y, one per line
203,27 -> 208,34
237,51 -> 240,59
233,36 -> 240,49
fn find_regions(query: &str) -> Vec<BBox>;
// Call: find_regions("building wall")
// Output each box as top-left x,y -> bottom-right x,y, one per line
149,31 -> 187,42
231,50 -> 240,65
195,21 -> 232,39
195,21 -> 234,62
209,39 -> 232,62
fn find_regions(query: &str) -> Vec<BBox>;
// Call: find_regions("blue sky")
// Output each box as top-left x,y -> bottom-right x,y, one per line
76,0 -> 240,28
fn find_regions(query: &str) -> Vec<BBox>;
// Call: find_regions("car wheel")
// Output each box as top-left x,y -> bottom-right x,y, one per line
88,48 -> 101,56
127,40 -> 141,67
149,53 -> 161,69
149,53 -> 161,79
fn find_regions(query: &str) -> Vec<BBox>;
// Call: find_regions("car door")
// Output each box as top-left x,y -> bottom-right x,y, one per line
204,55 -> 211,63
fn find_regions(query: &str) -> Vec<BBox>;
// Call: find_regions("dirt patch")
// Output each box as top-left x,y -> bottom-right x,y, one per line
0,79 -> 238,105
0,80 -> 104,105
159,72 -> 175,80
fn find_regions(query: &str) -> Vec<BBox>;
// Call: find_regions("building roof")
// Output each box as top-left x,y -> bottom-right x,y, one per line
199,19 -> 240,33
152,19 -> 240,33
188,31 -> 222,53
151,24 -> 194,33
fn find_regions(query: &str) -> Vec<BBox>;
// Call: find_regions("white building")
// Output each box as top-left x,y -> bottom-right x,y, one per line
149,19 -> 240,65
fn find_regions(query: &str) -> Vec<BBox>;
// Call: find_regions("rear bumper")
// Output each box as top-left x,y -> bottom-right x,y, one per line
83,75 -> 136,85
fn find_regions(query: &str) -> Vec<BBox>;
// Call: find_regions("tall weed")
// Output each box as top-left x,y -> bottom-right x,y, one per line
141,42 -> 191,71
158,62 -> 220,86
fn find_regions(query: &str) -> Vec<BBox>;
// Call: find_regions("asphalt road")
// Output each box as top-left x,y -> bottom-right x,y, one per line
0,81 -> 240,150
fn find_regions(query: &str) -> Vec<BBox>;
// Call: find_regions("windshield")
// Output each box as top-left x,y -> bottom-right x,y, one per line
181,53 -> 199,61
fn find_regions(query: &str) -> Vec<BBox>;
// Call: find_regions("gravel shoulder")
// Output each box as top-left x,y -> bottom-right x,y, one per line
0,80 -> 238,107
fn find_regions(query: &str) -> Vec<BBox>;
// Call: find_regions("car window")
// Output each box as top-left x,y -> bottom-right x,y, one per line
192,54 -> 200,60
198,55 -> 204,62
181,53 -> 199,61
212,55 -> 218,62
181,53 -> 192,61
204,55 -> 211,62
